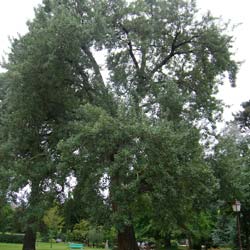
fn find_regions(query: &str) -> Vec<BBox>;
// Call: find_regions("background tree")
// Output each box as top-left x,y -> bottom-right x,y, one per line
0,202 -> 14,233
209,123 -> 250,250
0,3 -> 98,249
88,227 -> 105,247
234,103 -> 250,250
43,206 -> 64,248
235,100 -> 250,132
69,220 -> 90,244
0,73 -> 14,234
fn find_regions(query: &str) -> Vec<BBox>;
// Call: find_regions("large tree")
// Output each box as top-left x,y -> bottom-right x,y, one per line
0,0 -> 238,250
0,3 -> 103,249
56,0 -> 237,249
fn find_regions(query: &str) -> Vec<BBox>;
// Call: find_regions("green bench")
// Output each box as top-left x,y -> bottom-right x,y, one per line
69,243 -> 84,249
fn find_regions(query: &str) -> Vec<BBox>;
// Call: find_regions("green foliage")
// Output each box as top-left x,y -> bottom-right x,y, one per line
69,220 -> 90,243
0,203 -> 14,233
0,0 -> 240,249
0,233 -> 24,244
0,0 -> 94,243
43,207 -> 64,234
43,206 -> 64,247
103,227 -> 116,247
234,100 -> 250,132
185,212 -> 215,248
234,102 -> 250,250
209,123 -> 250,248
211,215 -> 235,247
88,228 -> 104,247
211,129 -> 243,201
68,220 -> 110,247
58,102 -> 217,247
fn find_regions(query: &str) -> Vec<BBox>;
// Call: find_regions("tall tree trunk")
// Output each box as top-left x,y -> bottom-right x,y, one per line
242,211 -> 250,250
245,224 -> 250,250
118,225 -> 139,250
22,227 -> 36,250
188,235 -> 193,250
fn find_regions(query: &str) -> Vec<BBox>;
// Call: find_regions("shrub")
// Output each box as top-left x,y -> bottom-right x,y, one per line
88,228 -> 104,247
70,220 -> 90,243
0,233 -> 24,243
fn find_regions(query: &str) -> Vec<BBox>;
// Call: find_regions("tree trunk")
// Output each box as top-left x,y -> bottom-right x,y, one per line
245,226 -> 250,250
242,211 -> 250,250
165,234 -> 172,250
118,225 -> 139,250
188,235 -> 193,250
22,227 -> 36,250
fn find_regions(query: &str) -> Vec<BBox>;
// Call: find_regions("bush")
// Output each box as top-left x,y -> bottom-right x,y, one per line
70,220 -> 90,243
88,228 -> 104,247
171,240 -> 179,249
0,233 -> 24,243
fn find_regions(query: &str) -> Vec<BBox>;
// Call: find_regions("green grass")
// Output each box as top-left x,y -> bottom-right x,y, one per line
0,242 -> 83,250
0,243 -> 22,250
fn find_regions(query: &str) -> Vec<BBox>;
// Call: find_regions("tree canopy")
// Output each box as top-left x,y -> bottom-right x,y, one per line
0,1 -> 240,250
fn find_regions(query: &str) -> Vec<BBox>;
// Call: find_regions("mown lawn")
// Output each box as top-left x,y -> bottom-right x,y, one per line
0,242 -> 92,250
0,242 -> 61,250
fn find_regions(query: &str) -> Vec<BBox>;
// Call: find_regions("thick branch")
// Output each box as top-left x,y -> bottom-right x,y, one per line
120,25 -> 140,71
174,50 -> 195,55
140,46 -> 147,74
150,32 -> 198,76
82,45 -> 105,88
174,35 -> 199,50
128,41 -> 140,71
150,30 -> 180,75
151,52 -> 175,76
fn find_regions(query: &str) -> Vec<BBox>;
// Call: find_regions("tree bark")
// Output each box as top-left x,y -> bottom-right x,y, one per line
118,225 -> 139,250
188,235 -> 193,250
244,221 -> 250,250
22,227 -> 36,250
242,211 -> 250,250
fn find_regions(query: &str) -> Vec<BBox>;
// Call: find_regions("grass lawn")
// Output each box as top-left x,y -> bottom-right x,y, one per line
0,242 -> 96,250
0,242 -> 63,249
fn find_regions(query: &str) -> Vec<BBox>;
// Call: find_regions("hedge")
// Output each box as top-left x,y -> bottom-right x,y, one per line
0,233 -> 24,243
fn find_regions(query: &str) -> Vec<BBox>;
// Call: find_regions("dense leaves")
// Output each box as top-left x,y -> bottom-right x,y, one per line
235,100 -> 250,132
0,0 -> 240,250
